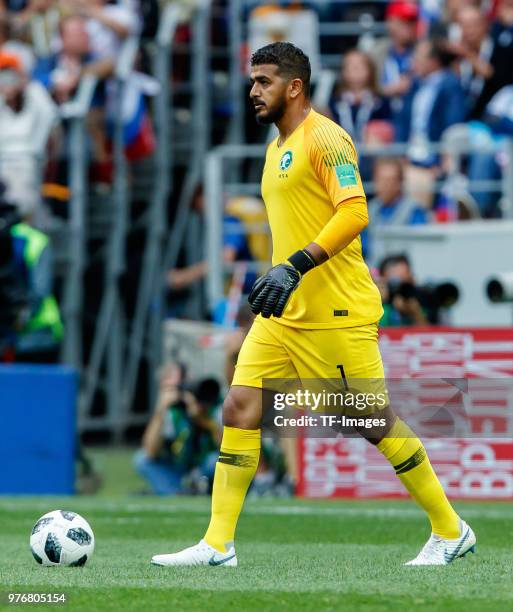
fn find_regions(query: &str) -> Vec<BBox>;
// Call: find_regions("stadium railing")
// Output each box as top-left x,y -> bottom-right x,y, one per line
122,3 -> 180,419
78,33 -> 140,437
74,1 -> 213,437
60,74 -> 99,371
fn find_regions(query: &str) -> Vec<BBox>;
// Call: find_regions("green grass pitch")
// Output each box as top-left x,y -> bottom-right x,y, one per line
1,496 -> 512,611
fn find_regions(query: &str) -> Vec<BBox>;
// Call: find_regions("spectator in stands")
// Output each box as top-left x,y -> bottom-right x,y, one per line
435,5 -> 513,217
0,49 -> 59,216
429,0 -> 480,39
407,38 -> 465,171
484,84 -> 513,135
61,0 -> 141,180
12,0 -> 60,59
377,254 -> 430,326
491,0 -> 513,47
363,158 -> 427,265
329,49 -> 391,145
134,363 -> 222,496
404,38 -> 466,208
460,83 -> 513,218
447,5 -> 513,119
65,0 -> 140,63
0,4 -> 36,74
371,1 -> 418,142
33,14 -> 90,103
0,1 -> 28,15
33,14 -> 113,104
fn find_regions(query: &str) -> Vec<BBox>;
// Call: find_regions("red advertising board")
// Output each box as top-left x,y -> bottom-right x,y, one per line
297,328 -> 513,499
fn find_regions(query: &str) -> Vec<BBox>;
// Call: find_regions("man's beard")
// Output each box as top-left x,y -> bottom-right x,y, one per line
255,100 -> 286,125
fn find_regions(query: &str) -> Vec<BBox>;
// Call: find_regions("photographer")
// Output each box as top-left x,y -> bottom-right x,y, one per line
378,253 -> 459,326
134,363 -> 222,496
378,254 -> 429,327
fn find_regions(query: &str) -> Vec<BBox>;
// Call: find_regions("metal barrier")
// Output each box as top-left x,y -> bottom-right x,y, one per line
123,3 -> 181,419
75,1 -> 212,434
80,35 -> 140,435
60,74 -> 99,371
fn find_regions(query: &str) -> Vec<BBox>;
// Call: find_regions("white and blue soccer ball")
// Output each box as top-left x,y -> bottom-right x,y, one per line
30,510 -> 95,566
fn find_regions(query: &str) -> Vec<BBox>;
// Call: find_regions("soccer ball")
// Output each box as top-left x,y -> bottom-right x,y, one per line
30,510 -> 95,566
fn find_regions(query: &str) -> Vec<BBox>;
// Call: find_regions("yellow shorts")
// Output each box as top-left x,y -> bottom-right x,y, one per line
233,317 -> 388,415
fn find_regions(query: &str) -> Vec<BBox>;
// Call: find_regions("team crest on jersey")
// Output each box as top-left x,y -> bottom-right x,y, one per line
279,151 -> 293,171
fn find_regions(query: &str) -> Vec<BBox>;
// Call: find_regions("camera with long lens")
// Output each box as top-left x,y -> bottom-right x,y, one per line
387,279 -> 459,323
486,273 -> 513,303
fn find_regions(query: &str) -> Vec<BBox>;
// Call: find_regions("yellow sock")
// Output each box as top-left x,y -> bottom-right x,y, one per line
204,426 -> 260,552
377,419 -> 460,539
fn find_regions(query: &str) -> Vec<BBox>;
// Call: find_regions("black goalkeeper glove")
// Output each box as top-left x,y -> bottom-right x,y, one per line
248,249 -> 317,318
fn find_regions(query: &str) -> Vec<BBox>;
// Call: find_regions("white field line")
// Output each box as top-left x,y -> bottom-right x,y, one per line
1,500 -> 512,520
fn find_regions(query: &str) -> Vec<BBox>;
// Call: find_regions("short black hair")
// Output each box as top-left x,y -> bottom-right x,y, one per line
193,377 -> 221,405
379,253 -> 411,277
251,42 -> 311,98
427,37 -> 457,68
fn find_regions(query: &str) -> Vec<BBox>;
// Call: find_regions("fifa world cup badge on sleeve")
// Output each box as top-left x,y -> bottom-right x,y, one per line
335,163 -> 358,187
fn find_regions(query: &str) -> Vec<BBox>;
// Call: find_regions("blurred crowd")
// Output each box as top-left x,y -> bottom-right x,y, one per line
1,1 -> 513,492
332,0 -> 513,224
0,0 -> 154,213
0,0 -> 158,360
2,0 -> 512,355
248,0 -> 513,224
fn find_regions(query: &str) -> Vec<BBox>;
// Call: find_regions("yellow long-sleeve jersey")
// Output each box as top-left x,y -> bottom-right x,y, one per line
261,108 -> 383,328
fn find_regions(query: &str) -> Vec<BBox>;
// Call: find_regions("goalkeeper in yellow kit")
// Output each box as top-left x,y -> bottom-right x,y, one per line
151,42 -> 475,567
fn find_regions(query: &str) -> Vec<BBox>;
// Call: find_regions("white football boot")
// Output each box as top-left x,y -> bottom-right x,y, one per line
405,519 -> 476,566
151,539 -> 237,567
